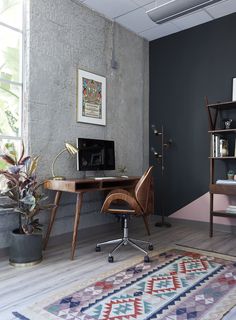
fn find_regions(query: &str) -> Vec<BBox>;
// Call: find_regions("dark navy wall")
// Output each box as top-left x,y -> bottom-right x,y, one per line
149,13 -> 236,216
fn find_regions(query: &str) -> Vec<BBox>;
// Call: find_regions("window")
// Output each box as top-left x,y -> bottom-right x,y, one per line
0,0 -> 23,170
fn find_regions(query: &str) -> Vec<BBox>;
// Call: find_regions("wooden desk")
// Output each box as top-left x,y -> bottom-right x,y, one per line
43,176 -> 139,259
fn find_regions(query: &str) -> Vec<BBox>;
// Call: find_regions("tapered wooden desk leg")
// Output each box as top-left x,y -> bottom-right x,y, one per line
71,192 -> 83,260
43,191 -> 62,250
143,215 -> 151,236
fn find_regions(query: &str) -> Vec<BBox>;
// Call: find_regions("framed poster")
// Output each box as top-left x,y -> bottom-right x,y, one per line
77,69 -> 106,125
233,77 -> 236,101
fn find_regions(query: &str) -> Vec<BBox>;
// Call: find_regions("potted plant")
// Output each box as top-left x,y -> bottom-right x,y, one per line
118,165 -> 128,175
227,170 -> 235,180
0,142 -> 52,266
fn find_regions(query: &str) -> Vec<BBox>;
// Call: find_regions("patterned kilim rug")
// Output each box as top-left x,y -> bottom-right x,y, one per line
14,248 -> 236,320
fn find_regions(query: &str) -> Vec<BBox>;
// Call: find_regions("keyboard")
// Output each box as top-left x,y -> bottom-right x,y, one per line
93,176 -> 129,180
94,177 -> 115,180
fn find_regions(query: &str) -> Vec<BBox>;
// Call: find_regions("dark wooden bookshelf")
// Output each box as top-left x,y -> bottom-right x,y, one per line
206,97 -> 236,237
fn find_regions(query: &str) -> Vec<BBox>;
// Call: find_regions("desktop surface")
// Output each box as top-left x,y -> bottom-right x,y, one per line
44,176 -> 140,193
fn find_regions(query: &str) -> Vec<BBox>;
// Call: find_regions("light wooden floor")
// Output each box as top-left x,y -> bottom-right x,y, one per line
0,217 -> 236,319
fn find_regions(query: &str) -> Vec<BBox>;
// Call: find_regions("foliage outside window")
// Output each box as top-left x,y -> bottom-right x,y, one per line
0,0 -> 23,175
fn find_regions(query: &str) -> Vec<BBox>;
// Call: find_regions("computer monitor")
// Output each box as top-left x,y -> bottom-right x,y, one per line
77,138 -> 115,171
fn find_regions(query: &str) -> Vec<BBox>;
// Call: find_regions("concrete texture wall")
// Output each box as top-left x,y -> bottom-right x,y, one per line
0,0 -> 149,248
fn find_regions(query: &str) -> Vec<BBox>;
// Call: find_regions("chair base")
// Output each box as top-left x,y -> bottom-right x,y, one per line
96,217 -> 153,262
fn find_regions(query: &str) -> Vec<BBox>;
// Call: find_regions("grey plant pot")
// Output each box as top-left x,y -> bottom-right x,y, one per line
9,229 -> 43,266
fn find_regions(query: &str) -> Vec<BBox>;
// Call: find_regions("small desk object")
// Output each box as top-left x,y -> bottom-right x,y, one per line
43,176 -> 139,260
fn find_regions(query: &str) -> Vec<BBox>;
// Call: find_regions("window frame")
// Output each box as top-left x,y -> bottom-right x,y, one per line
0,1 -> 24,144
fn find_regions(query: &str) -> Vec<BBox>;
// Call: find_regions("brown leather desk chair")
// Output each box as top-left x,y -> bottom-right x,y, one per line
95,166 -> 154,263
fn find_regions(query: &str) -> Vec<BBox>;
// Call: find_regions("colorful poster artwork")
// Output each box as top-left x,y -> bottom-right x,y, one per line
82,77 -> 102,119
77,69 -> 106,126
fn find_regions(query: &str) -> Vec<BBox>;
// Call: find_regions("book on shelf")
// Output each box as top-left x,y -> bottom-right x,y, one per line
216,180 -> 236,184
216,135 -> 220,157
211,135 -> 229,157
212,135 -> 220,157
211,135 -> 214,157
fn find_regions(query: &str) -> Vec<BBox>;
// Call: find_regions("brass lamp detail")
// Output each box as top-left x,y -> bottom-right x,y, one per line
51,143 -> 78,180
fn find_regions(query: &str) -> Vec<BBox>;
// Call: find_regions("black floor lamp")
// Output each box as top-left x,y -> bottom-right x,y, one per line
151,125 -> 172,228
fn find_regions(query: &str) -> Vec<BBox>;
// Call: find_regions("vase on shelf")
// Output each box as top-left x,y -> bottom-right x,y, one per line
223,119 -> 232,129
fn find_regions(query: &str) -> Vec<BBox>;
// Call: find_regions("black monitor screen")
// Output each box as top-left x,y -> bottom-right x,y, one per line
77,138 -> 115,171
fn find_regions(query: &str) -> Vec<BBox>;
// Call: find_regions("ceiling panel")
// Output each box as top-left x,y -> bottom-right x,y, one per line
83,0 -> 138,19
206,0 -> 236,18
71,0 -> 85,4
144,0 -> 178,11
132,0 -> 156,6
173,10 -> 212,30
139,22 -> 180,41
81,0 -> 236,41
116,7 -> 156,34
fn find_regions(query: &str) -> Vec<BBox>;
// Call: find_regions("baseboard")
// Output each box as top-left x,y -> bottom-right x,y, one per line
168,216 -> 236,233
46,222 -> 119,248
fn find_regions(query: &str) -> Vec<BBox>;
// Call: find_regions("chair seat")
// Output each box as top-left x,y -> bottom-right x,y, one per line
108,201 -> 136,214
108,201 -> 139,217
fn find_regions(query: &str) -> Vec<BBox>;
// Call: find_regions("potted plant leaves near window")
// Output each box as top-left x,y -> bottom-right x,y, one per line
0,143 -> 52,266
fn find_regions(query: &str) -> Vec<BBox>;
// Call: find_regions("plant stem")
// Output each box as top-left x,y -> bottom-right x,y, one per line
18,212 -> 23,233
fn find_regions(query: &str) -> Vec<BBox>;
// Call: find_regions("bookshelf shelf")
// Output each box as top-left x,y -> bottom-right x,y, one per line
210,184 -> 236,195
206,97 -> 236,237
208,128 -> 236,133
211,210 -> 236,218
209,157 -> 236,159
207,100 -> 236,110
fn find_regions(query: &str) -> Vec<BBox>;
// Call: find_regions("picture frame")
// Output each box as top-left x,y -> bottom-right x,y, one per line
232,77 -> 236,101
77,69 -> 106,126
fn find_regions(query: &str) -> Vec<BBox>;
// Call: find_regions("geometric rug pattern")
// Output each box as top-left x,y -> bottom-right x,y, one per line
14,249 -> 236,320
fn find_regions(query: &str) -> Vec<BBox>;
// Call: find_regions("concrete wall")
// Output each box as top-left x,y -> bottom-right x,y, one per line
0,0 -> 149,248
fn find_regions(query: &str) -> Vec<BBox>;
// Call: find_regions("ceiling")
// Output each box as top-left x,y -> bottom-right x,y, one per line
76,0 -> 236,41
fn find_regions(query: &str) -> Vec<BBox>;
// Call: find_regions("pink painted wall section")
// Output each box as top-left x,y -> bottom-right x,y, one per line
171,192 -> 236,225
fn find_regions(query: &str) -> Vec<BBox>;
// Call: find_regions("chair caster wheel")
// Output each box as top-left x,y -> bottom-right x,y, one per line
95,246 -> 101,252
144,255 -> 150,263
108,256 -> 114,263
148,244 -> 153,251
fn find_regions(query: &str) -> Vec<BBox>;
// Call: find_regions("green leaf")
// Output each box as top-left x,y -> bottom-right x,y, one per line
20,194 -> 36,205
28,156 -> 39,176
18,141 -> 25,164
0,154 -> 16,165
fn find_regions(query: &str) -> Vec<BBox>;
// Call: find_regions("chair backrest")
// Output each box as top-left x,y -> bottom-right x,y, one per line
134,166 -> 154,214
